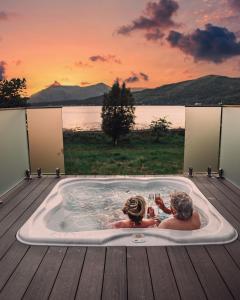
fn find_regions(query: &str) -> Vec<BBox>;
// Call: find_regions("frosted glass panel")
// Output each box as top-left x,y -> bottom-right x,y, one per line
184,107 -> 221,172
27,108 -> 65,174
220,107 -> 240,188
0,109 -> 29,196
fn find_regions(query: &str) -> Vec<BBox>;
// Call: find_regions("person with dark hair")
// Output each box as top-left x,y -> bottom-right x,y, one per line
112,196 -> 160,228
156,192 -> 201,230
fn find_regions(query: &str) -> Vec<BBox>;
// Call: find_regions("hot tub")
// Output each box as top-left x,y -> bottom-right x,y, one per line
17,176 -> 238,246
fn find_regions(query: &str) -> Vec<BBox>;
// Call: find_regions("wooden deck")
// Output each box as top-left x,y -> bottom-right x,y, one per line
0,176 -> 240,300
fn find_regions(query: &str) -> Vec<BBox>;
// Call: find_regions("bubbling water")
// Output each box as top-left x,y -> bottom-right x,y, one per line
48,180 -> 191,232
46,180 -> 207,232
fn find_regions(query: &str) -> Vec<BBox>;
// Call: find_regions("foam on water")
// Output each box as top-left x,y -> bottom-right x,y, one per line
47,180 -> 206,232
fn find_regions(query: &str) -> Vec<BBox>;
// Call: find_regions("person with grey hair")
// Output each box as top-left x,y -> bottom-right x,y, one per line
155,192 -> 201,230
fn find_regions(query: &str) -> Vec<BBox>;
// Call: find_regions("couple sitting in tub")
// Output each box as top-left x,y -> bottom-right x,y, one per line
112,192 -> 201,230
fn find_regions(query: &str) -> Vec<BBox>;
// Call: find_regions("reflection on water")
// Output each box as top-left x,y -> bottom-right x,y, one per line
62,106 -> 185,130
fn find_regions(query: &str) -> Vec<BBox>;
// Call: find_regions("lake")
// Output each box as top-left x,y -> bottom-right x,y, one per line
62,106 -> 185,130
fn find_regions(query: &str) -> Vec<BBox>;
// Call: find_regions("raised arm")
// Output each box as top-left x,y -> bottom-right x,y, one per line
155,195 -> 172,214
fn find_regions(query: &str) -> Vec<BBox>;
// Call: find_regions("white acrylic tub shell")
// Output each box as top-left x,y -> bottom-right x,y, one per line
17,176 -> 238,246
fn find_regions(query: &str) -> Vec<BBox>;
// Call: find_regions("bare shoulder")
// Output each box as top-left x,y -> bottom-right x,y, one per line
193,211 -> 200,219
158,218 -> 173,229
142,218 -> 157,227
111,220 -> 128,228
193,211 -> 201,228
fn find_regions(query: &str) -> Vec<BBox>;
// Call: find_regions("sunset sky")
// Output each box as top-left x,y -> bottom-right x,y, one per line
1,0 -> 240,95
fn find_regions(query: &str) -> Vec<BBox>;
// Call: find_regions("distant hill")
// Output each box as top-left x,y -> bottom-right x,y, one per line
30,82 -> 110,105
29,75 -> 240,106
133,75 -> 240,105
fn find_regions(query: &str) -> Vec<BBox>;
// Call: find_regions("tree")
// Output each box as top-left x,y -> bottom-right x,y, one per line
0,78 -> 28,107
101,81 -> 135,145
150,116 -> 172,142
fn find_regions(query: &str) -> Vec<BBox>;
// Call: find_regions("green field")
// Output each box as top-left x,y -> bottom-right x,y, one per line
64,130 -> 184,175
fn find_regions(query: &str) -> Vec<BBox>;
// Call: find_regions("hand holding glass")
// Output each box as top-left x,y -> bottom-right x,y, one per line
155,194 -> 165,210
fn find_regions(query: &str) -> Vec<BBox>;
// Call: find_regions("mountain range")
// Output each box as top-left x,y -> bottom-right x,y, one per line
29,75 -> 240,106
30,82 -> 110,105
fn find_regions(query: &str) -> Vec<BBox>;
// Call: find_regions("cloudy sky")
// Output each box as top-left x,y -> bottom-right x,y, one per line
1,0 -> 240,94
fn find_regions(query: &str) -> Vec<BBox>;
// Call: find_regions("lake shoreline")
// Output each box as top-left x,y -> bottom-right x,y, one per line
62,105 -> 186,130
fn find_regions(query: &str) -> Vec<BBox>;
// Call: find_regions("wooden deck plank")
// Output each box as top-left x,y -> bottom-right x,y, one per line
49,247 -> 86,300
205,176 -> 240,211
75,247 -> 105,300
22,247 -> 67,300
0,179 -> 41,222
192,177 -> 240,234
0,178 -> 50,237
0,246 -> 48,300
221,178 -> 240,197
102,247 -> 127,300
0,241 -> 29,291
186,246 -> 233,300
147,247 -> 180,300
225,239 -> 240,269
127,247 -> 154,300
167,246 -> 207,300
206,245 -> 240,300
0,180 -> 29,206
196,176 -> 240,222
0,178 -> 56,260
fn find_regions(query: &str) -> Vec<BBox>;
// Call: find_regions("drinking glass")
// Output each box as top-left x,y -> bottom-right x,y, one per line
147,194 -> 155,217
155,193 -> 162,215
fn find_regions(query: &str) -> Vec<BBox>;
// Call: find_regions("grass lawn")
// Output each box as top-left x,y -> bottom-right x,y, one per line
63,130 -> 184,175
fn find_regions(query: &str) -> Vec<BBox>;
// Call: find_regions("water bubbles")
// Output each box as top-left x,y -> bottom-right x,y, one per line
56,180 -> 188,232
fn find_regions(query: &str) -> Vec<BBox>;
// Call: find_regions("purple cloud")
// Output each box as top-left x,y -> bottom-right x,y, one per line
125,72 -> 150,83
89,55 -> 121,64
74,61 -> 90,68
0,11 -> 17,21
139,72 -> 149,81
117,0 -> 179,41
167,24 -> 240,63
89,55 -> 106,62
228,0 -> 240,10
0,11 -> 10,21
0,61 -> 7,80
145,28 -> 165,41
125,75 -> 140,83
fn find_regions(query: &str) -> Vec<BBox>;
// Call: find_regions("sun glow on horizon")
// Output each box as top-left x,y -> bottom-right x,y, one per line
1,0 -> 240,96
